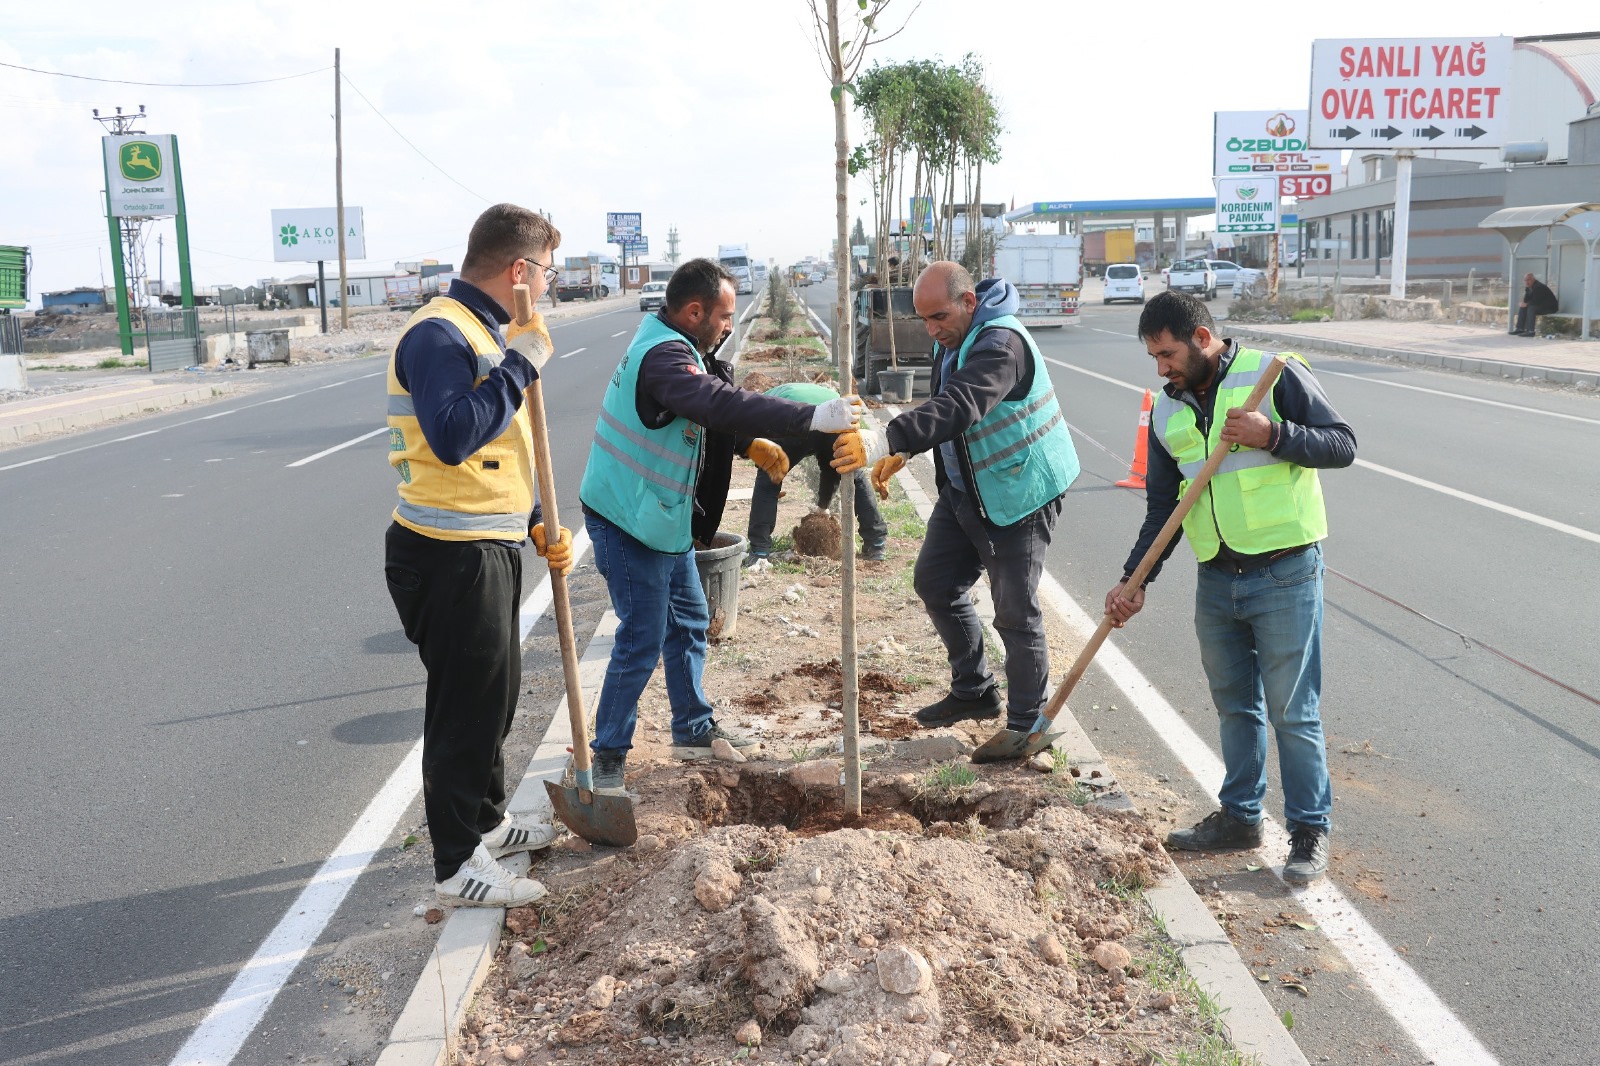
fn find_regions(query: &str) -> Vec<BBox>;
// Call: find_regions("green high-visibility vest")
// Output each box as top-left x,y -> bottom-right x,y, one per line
579,314 -> 706,553
1151,347 -> 1328,561
952,314 -> 1079,526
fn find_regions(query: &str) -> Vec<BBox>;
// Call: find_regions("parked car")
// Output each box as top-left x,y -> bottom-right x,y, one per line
638,280 -> 667,312
1102,263 -> 1145,304
1206,260 -> 1242,288
1166,259 -> 1218,300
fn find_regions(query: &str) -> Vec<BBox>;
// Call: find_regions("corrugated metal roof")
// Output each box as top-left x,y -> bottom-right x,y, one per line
1518,34 -> 1600,107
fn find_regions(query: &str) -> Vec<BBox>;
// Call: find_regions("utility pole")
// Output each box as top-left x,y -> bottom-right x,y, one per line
335,48 -> 349,330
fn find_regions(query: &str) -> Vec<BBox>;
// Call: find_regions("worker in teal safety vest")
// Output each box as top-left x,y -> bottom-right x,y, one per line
861,260 -> 1080,738
578,258 -> 864,793
1104,290 -> 1356,883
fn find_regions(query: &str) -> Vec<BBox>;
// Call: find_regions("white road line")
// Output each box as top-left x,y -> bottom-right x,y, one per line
286,427 -> 388,468
1033,574 -> 1500,1065
559,348 -> 587,360
1316,369 -> 1600,426
1354,458 -> 1600,544
166,740 -> 425,1066
167,533 -> 594,1065
611,330 -> 627,337
0,371 -> 387,474
1093,327 -> 1136,338
1044,355 -> 1600,545
1043,356 -> 1145,394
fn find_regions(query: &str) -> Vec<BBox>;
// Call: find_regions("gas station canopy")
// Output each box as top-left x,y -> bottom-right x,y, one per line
1005,198 -> 1216,223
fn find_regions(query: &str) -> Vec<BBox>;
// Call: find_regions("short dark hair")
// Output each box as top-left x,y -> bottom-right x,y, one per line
666,257 -> 734,313
1137,290 -> 1214,344
460,204 -> 561,279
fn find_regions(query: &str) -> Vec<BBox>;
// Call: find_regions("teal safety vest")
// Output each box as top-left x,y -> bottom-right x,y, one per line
952,314 -> 1080,526
1151,347 -> 1328,561
579,314 -> 707,553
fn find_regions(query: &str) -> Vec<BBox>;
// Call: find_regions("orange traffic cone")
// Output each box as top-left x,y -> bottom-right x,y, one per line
1115,389 -> 1153,489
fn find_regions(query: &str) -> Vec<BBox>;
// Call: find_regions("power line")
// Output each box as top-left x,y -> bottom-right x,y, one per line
339,73 -> 491,205
0,59 -> 331,87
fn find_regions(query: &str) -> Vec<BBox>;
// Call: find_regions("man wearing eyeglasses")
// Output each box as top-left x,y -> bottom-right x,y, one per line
384,203 -> 573,909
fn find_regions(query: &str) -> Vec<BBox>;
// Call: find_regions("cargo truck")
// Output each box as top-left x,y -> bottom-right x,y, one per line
717,244 -> 753,295
993,233 -> 1082,328
556,256 -> 618,301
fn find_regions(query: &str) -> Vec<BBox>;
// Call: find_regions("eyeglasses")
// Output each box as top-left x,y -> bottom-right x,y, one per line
523,259 -> 559,285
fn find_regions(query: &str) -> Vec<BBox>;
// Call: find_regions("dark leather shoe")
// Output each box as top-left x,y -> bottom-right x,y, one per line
915,687 -> 1001,727
1165,809 -> 1262,851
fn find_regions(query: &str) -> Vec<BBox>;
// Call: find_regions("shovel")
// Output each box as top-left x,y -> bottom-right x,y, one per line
971,355 -> 1288,764
512,284 -> 638,847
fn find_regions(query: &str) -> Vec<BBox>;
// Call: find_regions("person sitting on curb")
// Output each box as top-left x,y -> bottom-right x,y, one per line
578,258 -> 863,793
742,380 -> 888,567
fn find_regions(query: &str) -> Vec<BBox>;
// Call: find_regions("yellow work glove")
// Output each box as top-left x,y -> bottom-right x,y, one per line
831,427 -> 887,474
748,439 -> 790,483
532,524 -> 573,575
871,453 -> 908,500
506,313 -> 553,370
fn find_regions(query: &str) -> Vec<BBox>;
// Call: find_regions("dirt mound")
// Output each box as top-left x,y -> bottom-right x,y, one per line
738,658 -> 916,725
793,511 -> 842,558
469,793 -> 1184,1066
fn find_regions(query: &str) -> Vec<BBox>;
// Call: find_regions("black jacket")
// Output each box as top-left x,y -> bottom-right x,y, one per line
1524,279 -> 1558,314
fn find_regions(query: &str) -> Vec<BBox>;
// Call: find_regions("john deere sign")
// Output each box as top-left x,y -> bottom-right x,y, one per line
102,134 -> 179,217
1214,177 -> 1279,234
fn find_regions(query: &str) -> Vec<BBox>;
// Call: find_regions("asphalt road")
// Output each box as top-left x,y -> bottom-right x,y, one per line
0,296 -> 705,1066
801,281 -> 1600,1065
5,282 -> 1598,1066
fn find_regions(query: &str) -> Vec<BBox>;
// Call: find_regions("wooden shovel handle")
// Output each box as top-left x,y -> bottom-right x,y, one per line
1036,356 -> 1288,729
514,284 -> 592,779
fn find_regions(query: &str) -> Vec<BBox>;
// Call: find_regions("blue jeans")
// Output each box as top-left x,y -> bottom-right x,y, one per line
1194,543 -> 1332,833
586,512 -> 716,752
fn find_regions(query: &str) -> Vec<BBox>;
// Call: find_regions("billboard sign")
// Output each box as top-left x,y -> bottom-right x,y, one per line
606,212 -> 642,241
1309,37 -> 1512,149
620,236 -> 649,256
1213,111 -> 1338,177
1214,179 -> 1278,234
103,135 -> 180,217
271,207 -> 367,262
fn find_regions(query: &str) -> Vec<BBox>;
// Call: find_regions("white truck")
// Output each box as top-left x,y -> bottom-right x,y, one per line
717,244 -> 753,295
1166,258 -> 1218,300
993,233 -> 1082,328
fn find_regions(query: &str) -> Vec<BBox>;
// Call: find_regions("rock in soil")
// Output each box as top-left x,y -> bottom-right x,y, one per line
876,945 -> 934,995
711,737 -> 746,763
1093,941 -> 1132,971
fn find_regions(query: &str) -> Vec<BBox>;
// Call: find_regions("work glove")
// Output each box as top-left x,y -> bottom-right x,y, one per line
532,523 -> 573,575
506,313 -> 554,371
830,427 -> 887,475
747,439 -> 790,483
808,394 -> 865,433
870,452 -> 910,500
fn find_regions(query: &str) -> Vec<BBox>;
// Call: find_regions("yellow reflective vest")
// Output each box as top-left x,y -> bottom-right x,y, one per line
386,297 -> 535,541
1151,348 -> 1328,561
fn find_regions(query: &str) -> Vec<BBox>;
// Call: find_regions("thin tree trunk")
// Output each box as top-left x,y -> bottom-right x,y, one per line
825,0 -> 861,819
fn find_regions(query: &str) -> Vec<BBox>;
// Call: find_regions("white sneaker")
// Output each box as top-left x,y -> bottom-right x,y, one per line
435,844 -> 547,908
481,812 -> 564,858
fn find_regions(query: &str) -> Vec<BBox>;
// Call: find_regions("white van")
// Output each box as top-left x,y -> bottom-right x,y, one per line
1103,263 -> 1144,304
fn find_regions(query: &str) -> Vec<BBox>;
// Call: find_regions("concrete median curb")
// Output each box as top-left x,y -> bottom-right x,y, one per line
1227,324 -> 1600,388
0,381 -> 239,445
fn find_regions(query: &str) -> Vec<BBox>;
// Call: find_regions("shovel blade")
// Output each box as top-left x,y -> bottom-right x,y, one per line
969,727 -> 1064,764
544,779 -> 638,848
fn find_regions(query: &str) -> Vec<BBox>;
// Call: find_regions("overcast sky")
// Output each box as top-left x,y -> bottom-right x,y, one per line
3,0 -> 1577,302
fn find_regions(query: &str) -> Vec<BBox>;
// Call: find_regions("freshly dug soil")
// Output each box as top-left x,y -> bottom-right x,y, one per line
792,511 -> 842,559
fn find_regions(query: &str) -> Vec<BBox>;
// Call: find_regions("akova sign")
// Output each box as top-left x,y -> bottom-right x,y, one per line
1213,111 -> 1339,177
1215,178 -> 1278,234
271,207 -> 367,263
1309,37 -> 1512,150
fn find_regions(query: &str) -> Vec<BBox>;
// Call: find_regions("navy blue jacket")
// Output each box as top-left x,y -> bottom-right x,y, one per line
1124,340 -> 1356,583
